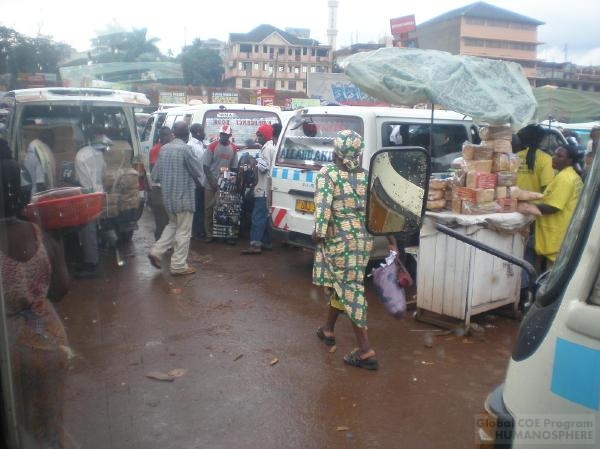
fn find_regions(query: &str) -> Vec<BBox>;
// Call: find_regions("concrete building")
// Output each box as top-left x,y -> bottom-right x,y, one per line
413,1 -> 543,79
222,24 -> 333,93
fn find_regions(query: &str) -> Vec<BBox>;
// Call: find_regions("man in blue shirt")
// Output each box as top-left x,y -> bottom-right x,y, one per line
148,122 -> 203,276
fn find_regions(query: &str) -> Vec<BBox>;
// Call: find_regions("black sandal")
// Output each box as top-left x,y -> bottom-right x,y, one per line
316,327 -> 336,346
343,349 -> 379,370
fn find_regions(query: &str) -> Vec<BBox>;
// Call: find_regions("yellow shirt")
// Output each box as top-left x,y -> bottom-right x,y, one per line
534,166 -> 583,261
516,148 -> 555,193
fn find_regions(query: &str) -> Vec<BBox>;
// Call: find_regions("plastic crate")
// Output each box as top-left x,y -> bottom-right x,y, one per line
23,188 -> 106,230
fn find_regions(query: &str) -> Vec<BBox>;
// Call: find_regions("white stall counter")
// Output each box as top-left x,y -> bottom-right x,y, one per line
416,211 -> 533,328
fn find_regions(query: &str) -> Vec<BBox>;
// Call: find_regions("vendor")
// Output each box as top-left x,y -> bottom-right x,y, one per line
534,143 -> 583,272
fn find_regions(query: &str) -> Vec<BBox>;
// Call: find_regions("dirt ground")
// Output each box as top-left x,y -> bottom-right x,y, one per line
55,209 -> 520,449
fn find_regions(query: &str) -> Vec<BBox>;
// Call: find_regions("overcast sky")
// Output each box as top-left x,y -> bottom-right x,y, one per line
3,0 -> 599,66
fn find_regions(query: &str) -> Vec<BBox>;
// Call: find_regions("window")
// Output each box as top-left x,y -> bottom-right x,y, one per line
278,65 -> 284,72
278,47 -> 285,54
302,66 -> 308,73
239,43 -> 252,53
253,63 -> 259,70
263,45 -> 268,53
465,17 -> 485,25
380,122 -> 468,173
278,114 -> 364,168
464,38 -> 485,47
280,80 -> 285,88
302,47 -> 307,55
241,79 -> 251,88
288,80 -> 296,90
256,79 -> 261,87
254,45 -> 259,52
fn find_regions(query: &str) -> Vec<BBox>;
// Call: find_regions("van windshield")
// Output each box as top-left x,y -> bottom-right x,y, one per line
277,115 -> 364,169
203,110 -> 281,152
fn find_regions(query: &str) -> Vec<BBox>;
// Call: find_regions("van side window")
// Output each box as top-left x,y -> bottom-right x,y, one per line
381,122 -> 469,172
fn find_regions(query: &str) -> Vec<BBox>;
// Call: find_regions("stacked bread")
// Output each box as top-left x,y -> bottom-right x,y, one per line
450,125 -> 542,214
427,178 -> 450,210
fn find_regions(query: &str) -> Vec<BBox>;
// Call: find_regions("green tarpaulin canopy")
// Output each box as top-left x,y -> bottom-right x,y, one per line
533,86 -> 600,123
342,48 -> 536,129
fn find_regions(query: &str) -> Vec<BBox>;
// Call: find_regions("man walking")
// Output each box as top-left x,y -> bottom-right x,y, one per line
242,124 -> 275,254
148,121 -> 203,276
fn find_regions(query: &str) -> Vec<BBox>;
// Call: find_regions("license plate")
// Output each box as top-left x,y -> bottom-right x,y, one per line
295,199 -> 315,214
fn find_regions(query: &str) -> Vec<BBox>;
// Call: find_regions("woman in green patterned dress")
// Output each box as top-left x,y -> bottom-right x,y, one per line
312,130 -> 377,370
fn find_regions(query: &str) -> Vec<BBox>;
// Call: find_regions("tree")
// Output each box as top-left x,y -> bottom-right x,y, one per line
90,28 -> 163,63
0,26 -> 72,87
178,39 -> 224,87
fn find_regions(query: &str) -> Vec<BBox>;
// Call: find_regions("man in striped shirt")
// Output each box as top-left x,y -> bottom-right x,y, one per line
148,122 -> 203,276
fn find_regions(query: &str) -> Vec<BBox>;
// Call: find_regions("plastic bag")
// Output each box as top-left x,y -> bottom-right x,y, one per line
371,252 -> 408,319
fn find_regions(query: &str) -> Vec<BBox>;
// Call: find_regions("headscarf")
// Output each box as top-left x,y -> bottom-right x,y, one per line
333,129 -> 364,170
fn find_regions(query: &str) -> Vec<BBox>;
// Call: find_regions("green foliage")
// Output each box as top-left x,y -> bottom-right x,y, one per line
90,28 -> 164,63
0,26 -> 71,79
178,39 -> 224,87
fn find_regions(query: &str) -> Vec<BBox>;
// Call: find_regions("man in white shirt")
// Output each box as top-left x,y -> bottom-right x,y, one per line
73,131 -> 111,278
189,123 -> 207,239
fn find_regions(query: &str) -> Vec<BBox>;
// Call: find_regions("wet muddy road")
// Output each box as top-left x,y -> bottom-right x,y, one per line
56,210 -> 519,449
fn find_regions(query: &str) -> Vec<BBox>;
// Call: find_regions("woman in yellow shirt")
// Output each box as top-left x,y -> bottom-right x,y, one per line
515,124 -> 555,193
535,143 -> 584,270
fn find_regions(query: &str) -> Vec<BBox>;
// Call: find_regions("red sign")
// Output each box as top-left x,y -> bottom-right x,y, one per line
390,15 -> 416,35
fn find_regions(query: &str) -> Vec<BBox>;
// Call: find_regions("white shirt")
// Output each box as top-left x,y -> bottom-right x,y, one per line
254,140 -> 275,197
75,145 -> 106,193
189,136 -> 207,187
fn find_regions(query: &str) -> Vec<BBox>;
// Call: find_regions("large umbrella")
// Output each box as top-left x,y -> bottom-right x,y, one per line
533,85 -> 600,123
341,47 -> 536,129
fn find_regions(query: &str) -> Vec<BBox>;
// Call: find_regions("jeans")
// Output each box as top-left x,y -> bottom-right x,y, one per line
192,186 -> 205,237
250,196 -> 271,248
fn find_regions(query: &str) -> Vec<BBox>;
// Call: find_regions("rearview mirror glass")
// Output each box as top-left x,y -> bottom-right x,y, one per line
366,147 -> 430,239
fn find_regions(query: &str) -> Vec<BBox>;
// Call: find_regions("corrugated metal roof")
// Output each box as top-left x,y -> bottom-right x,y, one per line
229,24 -> 322,46
420,1 -> 544,27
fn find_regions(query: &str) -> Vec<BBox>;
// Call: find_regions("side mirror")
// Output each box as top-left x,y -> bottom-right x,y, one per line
366,147 -> 431,240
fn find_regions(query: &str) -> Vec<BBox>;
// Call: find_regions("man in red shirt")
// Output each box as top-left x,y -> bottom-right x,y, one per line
149,126 -> 173,240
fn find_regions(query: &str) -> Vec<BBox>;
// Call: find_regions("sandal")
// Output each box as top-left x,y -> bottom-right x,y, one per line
148,252 -> 161,269
316,327 -> 336,346
170,266 -> 196,276
343,349 -> 379,370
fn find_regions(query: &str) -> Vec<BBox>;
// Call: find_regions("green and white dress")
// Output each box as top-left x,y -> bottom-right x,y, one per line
312,164 -> 373,328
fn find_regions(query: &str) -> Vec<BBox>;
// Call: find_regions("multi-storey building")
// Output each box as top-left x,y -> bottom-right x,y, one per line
222,24 -> 333,93
412,1 -> 542,79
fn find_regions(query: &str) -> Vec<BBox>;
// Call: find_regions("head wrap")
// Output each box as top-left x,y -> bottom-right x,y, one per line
333,129 -> 364,170
257,124 -> 273,141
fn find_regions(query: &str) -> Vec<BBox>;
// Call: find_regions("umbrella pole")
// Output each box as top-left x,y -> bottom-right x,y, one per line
429,103 -> 434,156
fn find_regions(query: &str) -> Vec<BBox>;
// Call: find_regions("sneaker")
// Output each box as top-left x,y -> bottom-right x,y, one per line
170,266 -> 196,276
